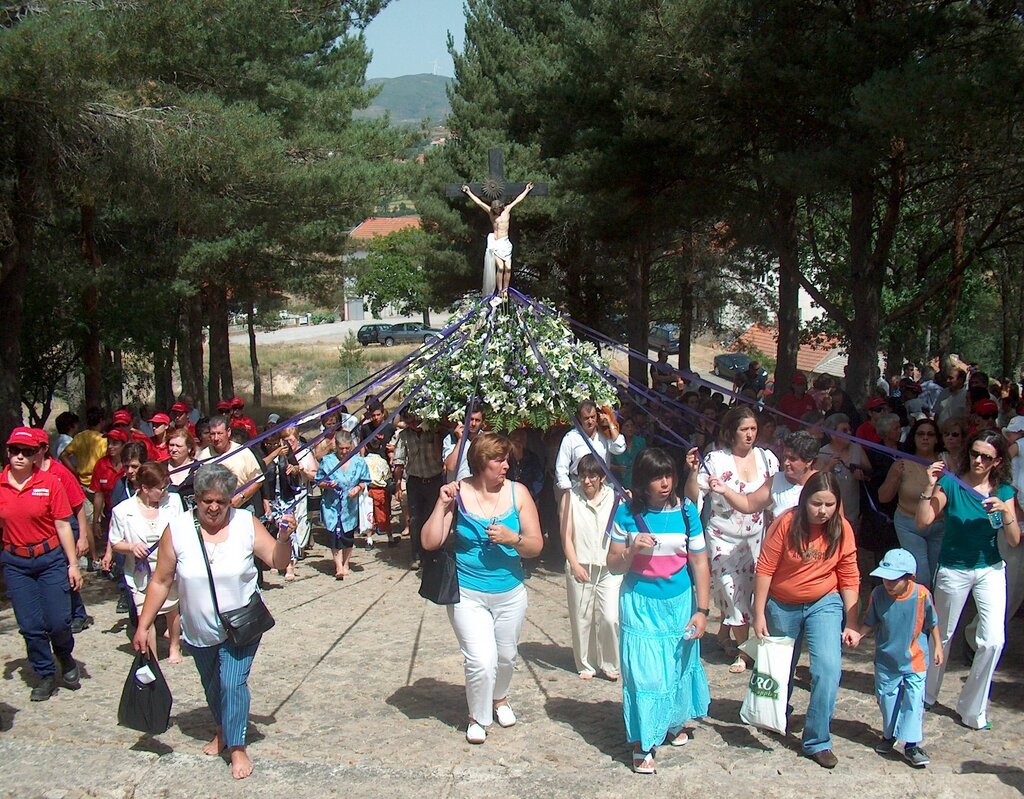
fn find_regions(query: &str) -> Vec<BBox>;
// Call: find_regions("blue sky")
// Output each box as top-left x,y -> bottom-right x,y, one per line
364,0 -> 467,78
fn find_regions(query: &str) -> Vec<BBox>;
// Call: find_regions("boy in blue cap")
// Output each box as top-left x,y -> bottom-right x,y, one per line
851,548 -> 943,767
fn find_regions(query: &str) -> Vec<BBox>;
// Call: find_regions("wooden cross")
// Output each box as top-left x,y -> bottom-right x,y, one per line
445,147 -> 549,200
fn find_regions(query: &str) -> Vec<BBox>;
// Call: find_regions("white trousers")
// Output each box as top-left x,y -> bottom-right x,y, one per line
564,562 -> 622,676
965,530 -> 1024,648
447,583 -> 527,727
926,563 -> 1006,729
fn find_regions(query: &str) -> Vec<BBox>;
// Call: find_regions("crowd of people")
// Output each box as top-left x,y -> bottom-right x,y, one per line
1,358 -> 1023,779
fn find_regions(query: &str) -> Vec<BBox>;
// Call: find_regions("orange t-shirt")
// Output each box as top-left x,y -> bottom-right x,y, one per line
756,509 -> 860,604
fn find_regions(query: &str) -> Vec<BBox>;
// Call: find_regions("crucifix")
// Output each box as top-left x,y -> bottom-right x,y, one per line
445,148 -> 549,297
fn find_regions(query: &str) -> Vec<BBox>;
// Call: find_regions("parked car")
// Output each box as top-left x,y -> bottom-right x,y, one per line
648,322 -> 680,354
713,352 -> 768,385
357,323 -> 394,346
381,322 -> 443,346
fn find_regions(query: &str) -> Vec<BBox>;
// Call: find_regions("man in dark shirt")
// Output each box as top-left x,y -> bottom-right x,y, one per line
359,402 -> 396,463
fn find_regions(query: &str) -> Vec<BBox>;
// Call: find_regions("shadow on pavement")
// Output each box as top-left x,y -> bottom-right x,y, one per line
386,678 -> 465,729
0,702 -> 17,731
702,698 -> 771,751
174,706 -> 273,744
544,696 -> 627,764
959,761 -> 1024,793
518,641 -> 576,674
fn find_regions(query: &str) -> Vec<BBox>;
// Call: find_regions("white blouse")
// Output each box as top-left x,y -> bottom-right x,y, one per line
169,509 -> 259,647
108,493 -> 184,593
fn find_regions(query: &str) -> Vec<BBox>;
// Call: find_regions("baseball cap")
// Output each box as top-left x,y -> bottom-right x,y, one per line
229,396 -> 244,409
973,398 -> 998,416
112,410 -> 133,426
170,401 -> 189,413
216,400 -> 231,412
1003,415 -> 1024,434
6,427 -> 39,447
267,413 -> 281,424
148,412 -> 171,425
28,429 -> 49,448
870,548 -> 918,581
866,396 -> 887,410
105,428 -> 130,443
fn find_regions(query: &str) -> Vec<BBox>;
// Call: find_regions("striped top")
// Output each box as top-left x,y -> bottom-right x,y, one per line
610,500 -> 705,598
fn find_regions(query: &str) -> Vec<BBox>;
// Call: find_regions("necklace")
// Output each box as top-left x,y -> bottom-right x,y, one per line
204,540 -> 222,564
474,483 -> 504,520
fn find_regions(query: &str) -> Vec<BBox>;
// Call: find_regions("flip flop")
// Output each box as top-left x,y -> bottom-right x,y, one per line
728,655 -> 748,674
632,749 -> 656,774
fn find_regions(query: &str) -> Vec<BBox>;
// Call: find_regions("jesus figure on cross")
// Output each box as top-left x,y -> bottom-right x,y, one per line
462,181 -> 534,296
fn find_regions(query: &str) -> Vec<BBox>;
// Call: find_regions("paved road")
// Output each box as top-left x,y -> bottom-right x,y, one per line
1,525 -> 1023,798
229,313 -> 453,347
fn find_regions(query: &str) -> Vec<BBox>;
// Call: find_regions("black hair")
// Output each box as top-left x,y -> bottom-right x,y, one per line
576,453 -> 605,480
959,429 -> 1012,486
85,406 -> 104,427
55,411 -> 79,435
628,447 -> 678,516
901,417 -> 944,457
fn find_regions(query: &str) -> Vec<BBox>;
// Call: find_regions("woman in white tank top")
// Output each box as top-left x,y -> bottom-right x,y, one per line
131,464 -> 296,781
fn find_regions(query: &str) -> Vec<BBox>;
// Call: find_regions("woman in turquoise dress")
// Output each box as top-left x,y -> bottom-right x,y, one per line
606,447 -> 711,774
611,416 -> 646,489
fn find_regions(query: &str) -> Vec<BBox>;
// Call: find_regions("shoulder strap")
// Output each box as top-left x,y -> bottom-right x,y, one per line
193,513 -> 222,617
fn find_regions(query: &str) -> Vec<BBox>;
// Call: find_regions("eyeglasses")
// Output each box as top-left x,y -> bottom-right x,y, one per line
944,431 -> 962,438
969,449 -> 996,463
7,446 -> 37,457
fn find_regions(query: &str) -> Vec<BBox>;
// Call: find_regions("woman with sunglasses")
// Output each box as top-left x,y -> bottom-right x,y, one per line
916,429 -> 1020,729
940,418 -> 967,471
0,428 -> 83,701
109,461 -> 185,662
878,418 -> 945,589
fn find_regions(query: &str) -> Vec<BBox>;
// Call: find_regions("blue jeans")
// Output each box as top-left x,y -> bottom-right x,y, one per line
893,511 -> 943,590
188,638 -> 261,748
1,548 -> 74,677
765,592 -> 844,755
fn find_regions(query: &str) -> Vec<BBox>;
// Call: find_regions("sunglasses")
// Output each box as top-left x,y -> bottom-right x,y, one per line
7,445 -> 38,457
969,449 -> 997,463
944,431 -> 962,438
978,413 -> 998,420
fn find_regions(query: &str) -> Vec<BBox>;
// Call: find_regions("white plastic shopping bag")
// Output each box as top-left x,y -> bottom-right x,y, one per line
358,491 -> 374,535
738,635 -> 796,735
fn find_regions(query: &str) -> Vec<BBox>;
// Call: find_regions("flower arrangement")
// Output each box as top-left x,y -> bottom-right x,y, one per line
404,296 -> 618,431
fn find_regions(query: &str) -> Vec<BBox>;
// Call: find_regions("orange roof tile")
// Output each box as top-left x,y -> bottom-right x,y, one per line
734,324 -> 846,377
349,216 -> 421,241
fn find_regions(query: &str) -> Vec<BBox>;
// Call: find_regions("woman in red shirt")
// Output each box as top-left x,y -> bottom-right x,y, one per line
0,427 -> 83,701
752,471 -> 861,769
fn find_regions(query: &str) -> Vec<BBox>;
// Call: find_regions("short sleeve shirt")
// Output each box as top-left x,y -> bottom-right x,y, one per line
938,474 -> 1014,569
0,467 -> 73,547
610,500 -> 705,598
63,430 -> 107,487
865,582 -> 938,674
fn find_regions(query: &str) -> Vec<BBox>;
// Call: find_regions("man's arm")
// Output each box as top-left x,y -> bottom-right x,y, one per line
461,185 -> 491,213
505,182 -> 534,212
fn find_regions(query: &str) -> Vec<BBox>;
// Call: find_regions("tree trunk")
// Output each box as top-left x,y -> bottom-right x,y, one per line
626,245 -> 651,387
80,204 -> 104,408
421,307 -> 431,326
885,334 -> 904,380
844,180 -> 881,404
247,302 -> 261,408
936,189 -> 966,369
176,303 -> 197,405
206,286 -> 233,407
0,127 -> 35,446
188,295 -> 206,413
772,192 -> 801,391
154,336 -> 175,409
677,257 -> 694,372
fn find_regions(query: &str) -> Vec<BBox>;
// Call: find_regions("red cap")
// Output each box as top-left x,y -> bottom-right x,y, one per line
148,412 -> 171,425
29,429 -> 49,447
791,372 -> 807,384
6,427 -> 39,447
974,398 -> 998,416
866,397 -> 888,410
229,396 -> 244,409
170,402 -> 188,413
105,428 -> 130,443
112,410 -> 132,426
216,400 -> 231,412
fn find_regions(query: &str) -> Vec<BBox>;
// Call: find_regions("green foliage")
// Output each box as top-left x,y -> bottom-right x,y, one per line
355,227 -> 432,316
337,333 -> 366,369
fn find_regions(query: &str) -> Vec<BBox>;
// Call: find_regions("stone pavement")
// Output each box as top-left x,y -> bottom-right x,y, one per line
0,534 -> 1023,799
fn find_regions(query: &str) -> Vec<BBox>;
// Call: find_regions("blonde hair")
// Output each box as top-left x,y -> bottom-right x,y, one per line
467,432 -> 511,475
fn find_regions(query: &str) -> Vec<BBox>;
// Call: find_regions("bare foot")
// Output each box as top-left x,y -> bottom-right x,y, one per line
168,649 -> 183,665
202,731 -> 224,756
229,747 -> 253,780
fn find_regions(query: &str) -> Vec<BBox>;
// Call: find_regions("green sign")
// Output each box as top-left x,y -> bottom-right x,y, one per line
749,670 -> 779,700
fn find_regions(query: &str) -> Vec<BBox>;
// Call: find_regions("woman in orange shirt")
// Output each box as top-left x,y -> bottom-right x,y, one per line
752,471 -> 860,769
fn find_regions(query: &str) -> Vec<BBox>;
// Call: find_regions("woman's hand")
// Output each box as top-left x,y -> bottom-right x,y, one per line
130,541 -> 150,560
438,480 -> 461,507
685,447 -> 701,473
75,535 -> 89,557
131,623 -> 152,655
277,514 -> 297,537
67,563 -> 83,592
569,561 -> 590,584
983,496 -> 1012,516
347,485 -> 362,499
708,477 -> 727,495
101,550 -> 113,572
685,612 -> 707,639
926,460 -> 944,486
485,522 -> 518,547
629,532 -> 656,554
752,613 -> 769,640
841,627 -> 861,647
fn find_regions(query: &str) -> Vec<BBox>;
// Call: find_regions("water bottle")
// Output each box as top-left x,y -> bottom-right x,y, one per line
988,494 -> 1004,530
683,624 -> 697,640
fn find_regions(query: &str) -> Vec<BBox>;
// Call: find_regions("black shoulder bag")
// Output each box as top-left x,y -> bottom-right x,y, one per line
194,515 -> 275,646
418,498 -> 460,605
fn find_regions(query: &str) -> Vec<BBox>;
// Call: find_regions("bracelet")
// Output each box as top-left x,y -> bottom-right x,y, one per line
919,492 -> 934,500
696,607 -> 710,616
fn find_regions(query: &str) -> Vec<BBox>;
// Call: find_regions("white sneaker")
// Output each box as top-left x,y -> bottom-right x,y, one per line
495,703 -> 516,728
466,721 -> 487,744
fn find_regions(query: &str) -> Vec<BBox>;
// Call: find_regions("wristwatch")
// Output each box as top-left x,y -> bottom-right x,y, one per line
696,607 -> 710,616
